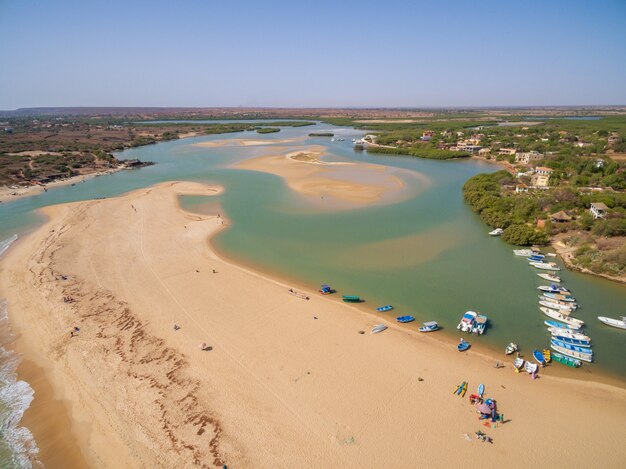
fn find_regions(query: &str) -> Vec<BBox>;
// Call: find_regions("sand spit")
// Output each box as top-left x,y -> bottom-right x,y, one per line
192,137 -> 301,148
0,181 -> 625,468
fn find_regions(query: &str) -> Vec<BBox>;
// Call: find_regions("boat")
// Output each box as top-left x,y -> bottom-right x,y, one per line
418,321 -> 439,332
489,228 -> 504,236
478,384 -> 485,398
461,382 -> 468,397
533,349 -> 546,366
457,311 -> 477,333
457,339 -> 471,352
544,319 -> 581,331
547,328 -> 590,341
319,284 -> 334,295
537,285 -> 570,294
371,324 -> 387,334
453,381 -> 465,395
342,295 -> 362,303
550,342 -> 593,363
376,304 -> 393,312
539,307 -> 584,327
524,361 -> 539,374
530,262 -> 560,271
537,273 -> 561,282
288,289 -> 310,300
514,249 -> 535,257
597,316 -> 626,330
542,292 -> 576,302
538,300 -> 576,312
552,335 -> 591,347
472,314 -> 488,335
551,352 -> 582,368
550,339 -> 593,356
528,254 -> 545,261
547,253 -> 557,257
513,357 -> 525,372
396,315 -> 415,323
505,342 -> 518,355
542,349 -> 551,363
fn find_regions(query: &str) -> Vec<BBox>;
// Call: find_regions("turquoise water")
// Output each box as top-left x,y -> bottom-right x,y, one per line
0,122 -> 625,465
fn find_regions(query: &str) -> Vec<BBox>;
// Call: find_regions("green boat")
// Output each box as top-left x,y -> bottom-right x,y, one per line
552,352 -> 582,368
342,295 -> 362,303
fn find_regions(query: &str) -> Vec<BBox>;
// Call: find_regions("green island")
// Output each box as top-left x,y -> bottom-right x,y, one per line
308,132 -> 334,137
255,127 -> 280,134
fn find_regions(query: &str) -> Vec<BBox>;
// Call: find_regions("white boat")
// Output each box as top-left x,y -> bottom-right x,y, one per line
489,228 -> 504,236
505,342 -> 518,355
530,262 -> 561,271
514,249 -> 534,257
524,361 -> 539,374
513,357 -> 524,371
472,314 -> 488,335
547,253 -> 557,257
540,307 -> 584,327
542,292 -> 576,302
538,299 -> 576,312
550,343 -> 593,363
538,273 -> 561,282
418,321 -> 439,332
597,316 -> 626,330
537,285 -> 570,294
547,328 -> 591,341
457,311 -> 477,333
371,324 -> 387,334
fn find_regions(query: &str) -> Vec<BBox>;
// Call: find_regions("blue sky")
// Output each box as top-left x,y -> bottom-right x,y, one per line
1,0 -> 625,108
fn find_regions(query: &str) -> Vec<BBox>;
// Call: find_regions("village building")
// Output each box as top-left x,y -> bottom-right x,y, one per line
530,173 -> 550,188
478,148 -> 491,155
498,148 -> 517,156
590,202 -> 609,219
515,150 -> 543,165
454,142 -> 482,153
534,166 -> 554,176
550,211 -> 572,223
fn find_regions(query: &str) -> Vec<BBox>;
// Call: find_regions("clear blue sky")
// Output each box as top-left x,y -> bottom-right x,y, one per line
1,0 -> 625,109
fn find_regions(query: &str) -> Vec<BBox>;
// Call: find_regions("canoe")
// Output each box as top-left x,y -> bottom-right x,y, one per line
547,328 -> 590,341
456,381 -> 467,395
552,335 -> 591,348
419,321 -> 439,332
478,384 -> 484,397
376,305 -> 393,312
550,343 -> 593,363
461,382 -> 468,397
540,307 -> 584,327
542,349 -> 551,363
533,349 -> 546,366
396,315 -> 415,323
552,352 -> 582,368
538,273 -> 561,282
342,295 -> 362,303
453,381 -> 465,394
550,339 -> 593,356
457,339 -> 471,352
371,324 -> 387,334
544,319 -> 581,331
597,316 -> 626,330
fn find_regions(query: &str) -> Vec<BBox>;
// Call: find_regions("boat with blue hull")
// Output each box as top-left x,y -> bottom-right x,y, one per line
376,305 -> 393,312
552,335 -> 591,347
457,339 -> 471,352
533,349 -> 546,366
544,319 -> 581,331
550,343 -> 593,363
551,339 -> 593,356
396,315 -> 415,323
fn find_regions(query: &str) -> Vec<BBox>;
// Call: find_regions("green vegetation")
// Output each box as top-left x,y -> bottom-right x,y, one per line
256,127 -> 280,134
308,132 -> 334,137
367,145 -> 469,160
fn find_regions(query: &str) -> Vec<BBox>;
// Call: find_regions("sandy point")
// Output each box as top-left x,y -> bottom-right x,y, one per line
192,136 -> 303,148
0,181 -> 624,468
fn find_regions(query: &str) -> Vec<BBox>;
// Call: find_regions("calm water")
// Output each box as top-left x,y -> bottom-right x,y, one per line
0,122 -> 625,465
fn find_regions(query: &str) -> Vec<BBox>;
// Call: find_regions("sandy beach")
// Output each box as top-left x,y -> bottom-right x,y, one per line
1,181 -> 625,468
236,149 -> 414,206
193,137 -> 302,148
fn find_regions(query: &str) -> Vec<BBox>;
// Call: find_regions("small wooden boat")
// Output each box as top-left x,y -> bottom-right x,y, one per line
551,339 -> 593,356
542,349 -> 551,363
597,316 -> 626,330
376,304 -> 393,312
550,342 -> 593,363
533,349 -> 546,366
319,284 -> 334,295
418,321 -> 439,332
342,295 -> 362,303
552,335 -> 591,348
540,307 -> 584,327
538,273 -> 561,282
524,361 -> 539,374
551,352 -> 582,368
547,328 -> 590,341
530,262 -> 560,271
371,324 -> 387,334
505,342 -> 518,355
457,339 -> 470,352
544,319 -> 581,331
396,315 -> 415,323
513,357 -> 525,372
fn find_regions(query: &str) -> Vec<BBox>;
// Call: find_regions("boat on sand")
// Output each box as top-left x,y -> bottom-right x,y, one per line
533,349 -> 546,366
457,338 -> 470,352
371,324 -> 387,334
513,357 -> 524,372
505,342 -> 518,355
524,361 -> 539,374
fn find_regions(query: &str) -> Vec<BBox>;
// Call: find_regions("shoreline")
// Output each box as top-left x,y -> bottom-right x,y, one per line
2,182 -> 625,468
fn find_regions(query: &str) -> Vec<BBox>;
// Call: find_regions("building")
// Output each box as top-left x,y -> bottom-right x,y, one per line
534,166 -> 553,176
478,148 -> 491,155
515,151 -> 543,165
550,211 -> 572,223
454,142 -> 482,154
608,133 -> 620,145
515,184 -> 529,193
530,173 -> 550,188
590,202 -> 609,219
498,148 -> 517,156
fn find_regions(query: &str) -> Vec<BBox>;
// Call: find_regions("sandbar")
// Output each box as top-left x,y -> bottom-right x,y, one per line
0,182 -> 624,468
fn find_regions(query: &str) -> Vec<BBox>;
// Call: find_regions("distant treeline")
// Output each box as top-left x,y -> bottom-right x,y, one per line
367,145 -> 470,160
308,132 -> 334,137
256,127 -> 280,134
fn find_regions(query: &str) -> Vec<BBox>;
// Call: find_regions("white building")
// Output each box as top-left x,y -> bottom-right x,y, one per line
590,202 -> 609,219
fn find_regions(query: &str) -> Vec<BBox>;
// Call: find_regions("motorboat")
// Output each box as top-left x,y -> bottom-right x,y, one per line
537,273 -> 561,282
551,352 -> 582,368
505,342 -> 518,355
457,311 -> 477,333
537,285 -> 570,294
550,340 -> 593,362
538,299 -> 576,312
539,307 -> 584,327
547,328 -> 590,341
530,262 -> 560,271
418,321 -> 439,332
552,335 -> 591,348
472,314 -> 488,335
489,228 -> 504,236
544,319 -> 581,331
376,304 -> 393,312
514,249 -> 534,257
542,292 -> 576,302
597,316 -> 626,330
371,324 -> 387,334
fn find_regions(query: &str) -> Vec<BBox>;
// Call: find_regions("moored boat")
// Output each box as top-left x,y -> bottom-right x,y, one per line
371,324 -> 387,334
552,351 -> 582,368
396,315 -> 415,323
597,316 -> 626,330
544,319 -> 581,331
539,307 -> 584,327
376,304 -> 393,312
472,314 -> 488,335
537,285 -> 570,294
542,292 -> 576,302
457,338 -> 470,352
457,311 -> 477,333
539,299 -> 576,312
533,349 -> 546,366
528,254 -> 545,262
342,295 -> 362,303
547,328 -> 590,341
514,249 -> 534,257
319,284 -> 334,294
550,339 -> 593,356
418,321 -> 439,332
550,342 -> 593,363
489,228 -> 504,236
552,335 -> 591,347
542,349 -> 551,363
505,342 -> 518,355
530,262 -> 560,271
537,273 -> 561,282
524,361 -> 539,374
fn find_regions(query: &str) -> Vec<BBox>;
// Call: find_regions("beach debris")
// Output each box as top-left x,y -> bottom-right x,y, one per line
199,342 -> 212,351
195,269 -> 199,273
462,433 -> 472,441
494,361 -> 504,369
63,296 -> 75,303
173,324 -> 181,331
313,316 -> 318,319
358,330 -> 365,334
418,377 -> 424,382
69,326 -> 80,337
288,288 -> 310,300
213,269 -> 217,274
475,431 -> 493,443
